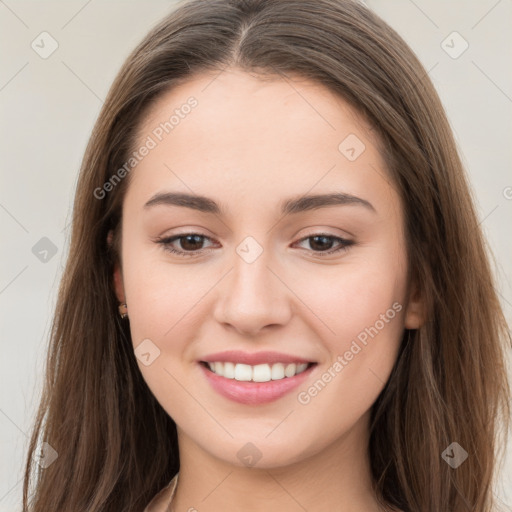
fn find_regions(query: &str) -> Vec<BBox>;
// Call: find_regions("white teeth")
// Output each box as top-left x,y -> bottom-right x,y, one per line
205,361 -> 311,381
296,363 -> 308,373
223,361 -> 235,379
253,364 -> 272,382
234,363 -> 252,381
271,363 -> 285,380
284,363 -> 296,377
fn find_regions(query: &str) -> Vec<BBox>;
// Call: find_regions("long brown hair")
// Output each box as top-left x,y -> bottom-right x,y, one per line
23,0 -> 511,510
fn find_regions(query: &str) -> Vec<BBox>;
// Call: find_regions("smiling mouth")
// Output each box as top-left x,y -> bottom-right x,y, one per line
200,361 -> 317,382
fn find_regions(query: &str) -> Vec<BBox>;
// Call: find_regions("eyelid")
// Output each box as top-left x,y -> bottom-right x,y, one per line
154,230 -> 354,258
154,232 -> 217,257
295,225 -> 356,240
293,232 -> 354,255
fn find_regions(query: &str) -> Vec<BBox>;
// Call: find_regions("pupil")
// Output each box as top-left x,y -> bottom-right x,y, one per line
311,236 -> 332,251
182,235 -> 203,250
178,235 -> 334,252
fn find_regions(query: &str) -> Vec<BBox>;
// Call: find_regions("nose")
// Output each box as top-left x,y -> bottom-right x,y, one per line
213,248 -> 293,336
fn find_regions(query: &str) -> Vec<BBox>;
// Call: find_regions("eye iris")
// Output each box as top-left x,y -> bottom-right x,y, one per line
181,234 -> 204,251
309,235 -> 334,251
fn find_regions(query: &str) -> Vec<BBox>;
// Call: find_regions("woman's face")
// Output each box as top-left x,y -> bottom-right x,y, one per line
114,68 -> 422,468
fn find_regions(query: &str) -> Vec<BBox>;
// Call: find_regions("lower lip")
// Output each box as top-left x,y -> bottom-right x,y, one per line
199,363 -> 316,405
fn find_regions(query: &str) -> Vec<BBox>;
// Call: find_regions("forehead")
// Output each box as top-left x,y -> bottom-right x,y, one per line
126,67 -> 397,219
139,67 -> 374,153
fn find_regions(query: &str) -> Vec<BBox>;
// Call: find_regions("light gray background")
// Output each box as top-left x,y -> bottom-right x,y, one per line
1,0 -> 511,510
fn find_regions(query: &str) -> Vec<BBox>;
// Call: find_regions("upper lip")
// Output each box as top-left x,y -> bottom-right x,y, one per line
200,350 -> 315,366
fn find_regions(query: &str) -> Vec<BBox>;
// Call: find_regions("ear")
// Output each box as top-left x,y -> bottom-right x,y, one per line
113,262 -> 125,304
404,280 -> 425,329
107,229 -> 125,303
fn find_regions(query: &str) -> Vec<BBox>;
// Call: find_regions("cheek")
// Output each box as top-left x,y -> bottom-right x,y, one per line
289,290 -> 405,463
294,309 -> 403,431
289,248 -> 407,413
122,254 -> 212,420
121,240 -> 213,346
289,248 -> 407,350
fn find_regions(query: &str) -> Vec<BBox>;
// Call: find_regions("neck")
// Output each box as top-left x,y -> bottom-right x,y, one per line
172,411 -> 388,512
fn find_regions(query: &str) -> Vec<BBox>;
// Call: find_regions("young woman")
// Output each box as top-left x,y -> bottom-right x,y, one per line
23,0 -> 511,510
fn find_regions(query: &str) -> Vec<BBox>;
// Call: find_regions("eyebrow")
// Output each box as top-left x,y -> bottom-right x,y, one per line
143,191 -> 376,216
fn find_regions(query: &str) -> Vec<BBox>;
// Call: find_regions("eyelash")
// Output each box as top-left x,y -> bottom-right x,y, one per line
155,232 -> 354,258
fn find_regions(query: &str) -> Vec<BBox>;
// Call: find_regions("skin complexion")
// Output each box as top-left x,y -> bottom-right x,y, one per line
113,67 -> 423,512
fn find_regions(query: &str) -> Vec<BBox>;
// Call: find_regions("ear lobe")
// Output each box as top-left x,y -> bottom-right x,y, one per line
404,282 -> 426,329
113,263 -> 125,303
108,230 -> 125,303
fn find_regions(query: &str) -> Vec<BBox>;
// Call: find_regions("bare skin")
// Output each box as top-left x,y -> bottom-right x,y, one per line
113,67 -> 421,512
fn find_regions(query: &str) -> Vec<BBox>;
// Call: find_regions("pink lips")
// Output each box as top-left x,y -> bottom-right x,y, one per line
198,350 -> 316,405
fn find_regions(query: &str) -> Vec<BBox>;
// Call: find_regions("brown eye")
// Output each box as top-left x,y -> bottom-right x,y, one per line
308,235 -> 336,251
156,233 -> 216,257
295,234 -> 354,256
178,234 -> 206,251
